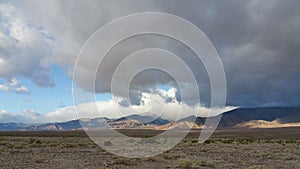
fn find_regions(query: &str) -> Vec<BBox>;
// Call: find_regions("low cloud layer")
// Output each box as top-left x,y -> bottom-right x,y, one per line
0,88 -> 234,123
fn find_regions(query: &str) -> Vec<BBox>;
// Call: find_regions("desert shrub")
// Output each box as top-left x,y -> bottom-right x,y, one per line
0,148 -> 9,156
30,143 -> 42,147
190,163 -> 201,169
199,160 -> 215,168
103,141 -> 112,146
179,158 -> 194,169
257,151 -> 269,158
220,139 -> 235,144
191,140 -> 198,144
247,165 -> 269,169
179,158 -> 215,169
49,143 -> 59,147
236,139 -> 254,145
139,137 -> 158,144
204,140 -> 215,144
284,156 -> 295,161
6,144 -> 14,148
127,139 -> 135,143
0,137 -> 6,141
115,157 -> 137,165
32,156 -> 47,163
0,141 -> 8,146
285,139 -> 297,144
35,140 -> 42,144
163,152 -> 182,159
77,142 -> 88,147
62,143 -> 76,148
13,144 -> 24,149
265,140 -> 274,144
183,139 -> 189,143
29,138 -> 35,144
143,156 -> 158,162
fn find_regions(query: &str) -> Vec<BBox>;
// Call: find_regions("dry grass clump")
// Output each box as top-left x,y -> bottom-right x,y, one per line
199,160 -> 216,168
103,141 -> 113,146
28,138 -> 43,147
247,165 -> 269,169
178,158 -> 216,169
12,144 -> 24,149
179,158 -> 195,169
114,157 -> 137,166
163,151 -> 183,159
204,140 -> 216,144
32,156 -> 47,163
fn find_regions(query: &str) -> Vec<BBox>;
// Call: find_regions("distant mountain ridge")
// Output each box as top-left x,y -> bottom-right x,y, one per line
0,107 -> 299,131
0,123 -> 29,131
0,114 -> 170,131
215,107 -> 300,128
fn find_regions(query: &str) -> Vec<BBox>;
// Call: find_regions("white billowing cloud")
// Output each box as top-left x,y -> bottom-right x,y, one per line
0,83 -> 8,91
43,106 -> 77,123
0,78 -> 30,94
0,110 -> 6,115
0,3 -> 55,88
0,88 -> 235,123
0,109 -> 37,123
21,108 -> 40,119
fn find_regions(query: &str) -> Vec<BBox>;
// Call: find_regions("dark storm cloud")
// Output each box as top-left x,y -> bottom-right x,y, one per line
5,0 -> 300,107
148,0 -> 300,107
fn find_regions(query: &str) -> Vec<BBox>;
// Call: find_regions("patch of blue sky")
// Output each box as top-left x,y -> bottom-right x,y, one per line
155,84 -> 173,91
0,65 -> 73,114
95,93 -> 112,102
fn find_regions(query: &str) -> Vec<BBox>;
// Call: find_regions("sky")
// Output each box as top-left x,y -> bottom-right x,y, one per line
0,0 -> 299,123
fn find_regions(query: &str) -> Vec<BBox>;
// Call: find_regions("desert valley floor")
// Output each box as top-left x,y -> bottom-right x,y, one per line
0,127 -> 299,169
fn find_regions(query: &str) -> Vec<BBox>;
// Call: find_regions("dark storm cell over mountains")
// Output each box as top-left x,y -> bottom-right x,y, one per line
2,0 -> 300,108
96,0 -> 300,107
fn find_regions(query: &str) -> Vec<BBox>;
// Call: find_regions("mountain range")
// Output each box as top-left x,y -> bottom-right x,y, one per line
0,107 -> 299,131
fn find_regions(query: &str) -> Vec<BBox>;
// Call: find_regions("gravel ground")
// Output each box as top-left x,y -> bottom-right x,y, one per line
0,128 -> 299,169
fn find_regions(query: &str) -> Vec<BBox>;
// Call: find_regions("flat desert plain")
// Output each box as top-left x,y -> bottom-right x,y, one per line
0,127 -> 299,169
